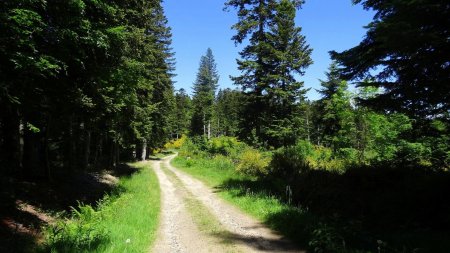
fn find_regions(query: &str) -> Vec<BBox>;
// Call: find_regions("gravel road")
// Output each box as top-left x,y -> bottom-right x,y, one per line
151,154 -> 304,253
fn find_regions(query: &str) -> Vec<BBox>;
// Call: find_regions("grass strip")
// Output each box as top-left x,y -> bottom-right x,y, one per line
160,164 -> 240,253
41,162 -> 160,253
171,156 -> 314,247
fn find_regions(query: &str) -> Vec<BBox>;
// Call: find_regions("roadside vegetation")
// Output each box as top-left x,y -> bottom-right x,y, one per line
172,136 -> 450,253
40,162 -> 160,253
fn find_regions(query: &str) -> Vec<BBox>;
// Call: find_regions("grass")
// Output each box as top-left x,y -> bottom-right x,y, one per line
171,156 -> 314,248
41,162 -> 160,253
171,155 -> 292,219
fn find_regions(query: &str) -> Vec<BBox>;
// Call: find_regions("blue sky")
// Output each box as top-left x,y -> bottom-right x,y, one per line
163,0 -> 374,100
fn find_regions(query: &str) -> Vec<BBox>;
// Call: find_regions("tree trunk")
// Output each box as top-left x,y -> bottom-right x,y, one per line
306,113 -> 310,142
63,116 -> 75,172
92,133 -> 102,168
208,120 -> 211,140
203,111 -> 206,137
141,139 -> 147,161
115,141 -> 120,166
22,121 -> 48,181
83,130 -> 91,171
0,106 -> 21,176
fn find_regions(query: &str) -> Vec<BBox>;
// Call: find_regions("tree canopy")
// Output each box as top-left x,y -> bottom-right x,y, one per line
331,0 -> 450,118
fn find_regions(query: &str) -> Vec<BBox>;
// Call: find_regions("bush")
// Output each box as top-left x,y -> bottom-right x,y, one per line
271,141 -> 349,179
270,141 -> 314,178
207,136 -> 246,159
211,155 -> 235,170
178,137 -> 207,158
236,148 -> 271,176
164,134 -> 187,149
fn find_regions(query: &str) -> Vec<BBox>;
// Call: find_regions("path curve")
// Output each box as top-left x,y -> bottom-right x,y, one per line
151,154 -> 304,253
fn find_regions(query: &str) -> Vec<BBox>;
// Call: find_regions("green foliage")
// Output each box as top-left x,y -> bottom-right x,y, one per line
178,136 -> 207,158
207,136 -> 245,158
236,148 -> 271,176
173,153 -> 450,252
271,140 -> 350,179
308,223 -> 345,253
165,134 -> 187,149
213,88 -> 243,137
271,140 -> 314,177
225,0 -> 311,147
331,0 -> 450,118
42,163 -> 160,252
190,48 -> 219,136
0,0 -> 176,175
397,141 -> 432,167
168,89 -> 191,138
44,202 -> 109,252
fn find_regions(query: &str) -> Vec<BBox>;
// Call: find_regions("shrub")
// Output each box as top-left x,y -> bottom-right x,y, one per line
164,134 -> 187,149
308,223 -> 345,253
236,148 -> 271,176
211,155 -> 235,170
207,136 -> 246,159
178,137 -> 207,158
270,141 -> 315,178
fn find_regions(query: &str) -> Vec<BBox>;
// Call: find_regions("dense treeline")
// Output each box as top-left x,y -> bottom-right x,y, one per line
0,0 -> 175,180
179,0 -> 448,170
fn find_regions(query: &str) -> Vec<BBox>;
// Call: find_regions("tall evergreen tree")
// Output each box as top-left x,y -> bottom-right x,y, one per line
225,0 -> 311,146
191,48 -> 219,137
316,62 -> 352,149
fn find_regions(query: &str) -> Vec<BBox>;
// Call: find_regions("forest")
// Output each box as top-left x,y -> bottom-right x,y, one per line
1,0 -> 449,252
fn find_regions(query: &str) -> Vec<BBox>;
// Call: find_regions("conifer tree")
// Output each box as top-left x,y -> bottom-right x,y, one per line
225,0 -> 311,146
331,0 -> 449,118
316,62 -> 353,149
191,48 -> 219,137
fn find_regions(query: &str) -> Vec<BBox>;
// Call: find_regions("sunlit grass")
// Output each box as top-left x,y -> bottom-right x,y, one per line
42,162 -> 160,253
171,156 -> 313,245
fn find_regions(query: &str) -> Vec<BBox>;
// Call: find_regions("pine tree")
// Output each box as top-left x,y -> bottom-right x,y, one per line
191,48 -> 219,137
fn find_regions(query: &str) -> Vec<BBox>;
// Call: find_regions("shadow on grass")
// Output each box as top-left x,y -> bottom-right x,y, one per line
217,165 -> 450,252
0,163 -> 139,253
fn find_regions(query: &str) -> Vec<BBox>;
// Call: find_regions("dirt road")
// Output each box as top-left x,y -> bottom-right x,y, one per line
150,155 -> 304,253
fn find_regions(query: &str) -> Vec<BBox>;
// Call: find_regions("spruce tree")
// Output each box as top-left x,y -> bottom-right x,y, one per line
191,48 -> 219,137
225,0 -> 311,146
316,62 -> 352,148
